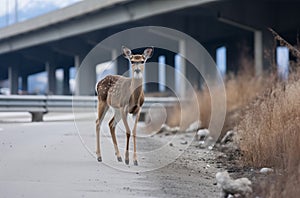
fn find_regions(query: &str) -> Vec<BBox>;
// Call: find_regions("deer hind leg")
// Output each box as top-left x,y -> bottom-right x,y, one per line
121,109 -> 131,165
132,109 -> 141,166
96,100 -> 108,162
109,109 -> 122,162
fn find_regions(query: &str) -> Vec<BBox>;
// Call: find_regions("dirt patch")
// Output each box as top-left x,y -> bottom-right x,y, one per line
142,132 -> 224,198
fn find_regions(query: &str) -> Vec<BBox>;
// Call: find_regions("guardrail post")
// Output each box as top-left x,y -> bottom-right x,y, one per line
30,112 -> 44,122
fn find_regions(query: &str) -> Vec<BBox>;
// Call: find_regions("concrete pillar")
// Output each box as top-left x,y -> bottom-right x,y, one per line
45,62 -> 56,95
22,75 -> 28,93
165,52 -> 175,93
177,39 -> 186,97
75,55 -> 83,96
8,66 -> 19,95
63,67 -> 70,95
254,31 -> 263,76
75,54 -> 96,96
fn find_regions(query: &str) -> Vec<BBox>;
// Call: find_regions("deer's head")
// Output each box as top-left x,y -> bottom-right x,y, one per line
122,46 -> 154,79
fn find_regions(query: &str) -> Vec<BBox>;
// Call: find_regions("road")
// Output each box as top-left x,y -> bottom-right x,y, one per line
0,112 -> 221,198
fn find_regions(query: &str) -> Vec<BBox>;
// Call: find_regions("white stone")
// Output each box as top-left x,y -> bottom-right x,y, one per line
185,120 -> 201,132
216,171 -> 252,197
160,124 -> 179,133
220,130 -> 236,144
259,168 -> 274,174
197,129 -> 210,140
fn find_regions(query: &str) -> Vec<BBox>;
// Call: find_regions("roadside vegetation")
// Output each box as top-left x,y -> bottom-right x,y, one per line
167,29 -> 300,197
237,30 -> 300,197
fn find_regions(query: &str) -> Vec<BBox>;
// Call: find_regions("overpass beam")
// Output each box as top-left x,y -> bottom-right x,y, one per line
8,66 -> 19,95
45,62 -> 56,95
218,16 -> 264,75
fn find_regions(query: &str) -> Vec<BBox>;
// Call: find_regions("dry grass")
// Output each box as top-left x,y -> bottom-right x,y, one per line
235,30 -> 300,198
166,64 -> 271,138
236,71 -> 300,197
166,90 -> 200,130
167,65 -> 271,137
237,79 -> 300,169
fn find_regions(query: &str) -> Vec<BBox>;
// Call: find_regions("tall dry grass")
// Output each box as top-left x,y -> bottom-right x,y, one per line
235,30 -> 300,198
237,70 -> 300,197
194,66 -> 271,139
237,79 -> 300,169
166,64 -> 271,137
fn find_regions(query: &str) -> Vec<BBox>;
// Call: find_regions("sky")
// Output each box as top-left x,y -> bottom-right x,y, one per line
0,0 -> 82,25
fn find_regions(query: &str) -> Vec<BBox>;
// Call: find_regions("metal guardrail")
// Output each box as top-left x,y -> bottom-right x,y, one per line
0,95 -> 179,122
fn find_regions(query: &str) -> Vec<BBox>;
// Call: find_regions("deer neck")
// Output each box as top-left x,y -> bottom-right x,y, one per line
130,78 -> 143,99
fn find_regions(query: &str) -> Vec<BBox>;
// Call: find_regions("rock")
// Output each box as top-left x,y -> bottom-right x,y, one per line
216,171 -> 252,198
220,142 -> 239,153
159,124 -> 180,133
197,140 -> 206,148
220,130 -> 236,145
180,140 -> 188,145
197,129 -> 210,140
186,120 -> 201,132
259,168 -> 274,174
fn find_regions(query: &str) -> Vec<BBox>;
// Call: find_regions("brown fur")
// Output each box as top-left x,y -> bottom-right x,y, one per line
95,46 -> 153,165
96,75 -> 144,114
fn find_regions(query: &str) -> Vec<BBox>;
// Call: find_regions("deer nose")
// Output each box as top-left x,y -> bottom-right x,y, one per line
134,69 -> 141,73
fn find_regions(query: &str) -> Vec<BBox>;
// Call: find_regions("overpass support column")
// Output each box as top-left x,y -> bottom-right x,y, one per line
22,75 -> 28,93
8,66 -> 19,95
177,40 -> 186,97
45,62 -> 56,95
75,54 -> 96,96
63,67 -> 70,95
165,52 -> 175,93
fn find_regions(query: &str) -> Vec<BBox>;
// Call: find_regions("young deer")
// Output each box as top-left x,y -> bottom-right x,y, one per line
95,46 -> 153,166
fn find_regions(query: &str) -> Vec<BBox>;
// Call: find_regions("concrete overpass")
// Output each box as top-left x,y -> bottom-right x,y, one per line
0,0 -> 299,95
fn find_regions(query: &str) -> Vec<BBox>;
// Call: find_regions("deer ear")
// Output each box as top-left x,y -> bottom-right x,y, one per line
122,46 -> 132,59
143,47 -> 154,59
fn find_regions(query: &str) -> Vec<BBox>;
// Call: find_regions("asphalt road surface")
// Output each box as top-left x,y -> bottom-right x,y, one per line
0,112 -> 220,198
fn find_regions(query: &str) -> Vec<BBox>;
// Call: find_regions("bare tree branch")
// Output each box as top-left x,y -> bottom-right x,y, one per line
268,28 -> 300,59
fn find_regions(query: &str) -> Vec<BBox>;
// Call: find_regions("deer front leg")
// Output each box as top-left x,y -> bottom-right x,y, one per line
96,101 -> 107,162
121,109 -> 131,165
132,109 -> 141,166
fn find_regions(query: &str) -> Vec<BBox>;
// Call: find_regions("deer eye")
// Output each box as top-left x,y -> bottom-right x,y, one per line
131,61 -> 144,64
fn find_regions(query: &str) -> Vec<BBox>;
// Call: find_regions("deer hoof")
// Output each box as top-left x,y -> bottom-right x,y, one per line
117,156 -> 122,162
133,160 -> 138,166
125,159 -> 129,165
97,156 -> 102,162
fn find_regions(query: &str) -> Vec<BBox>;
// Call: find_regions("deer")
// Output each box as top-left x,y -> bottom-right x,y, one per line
95,46 -> 153,166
